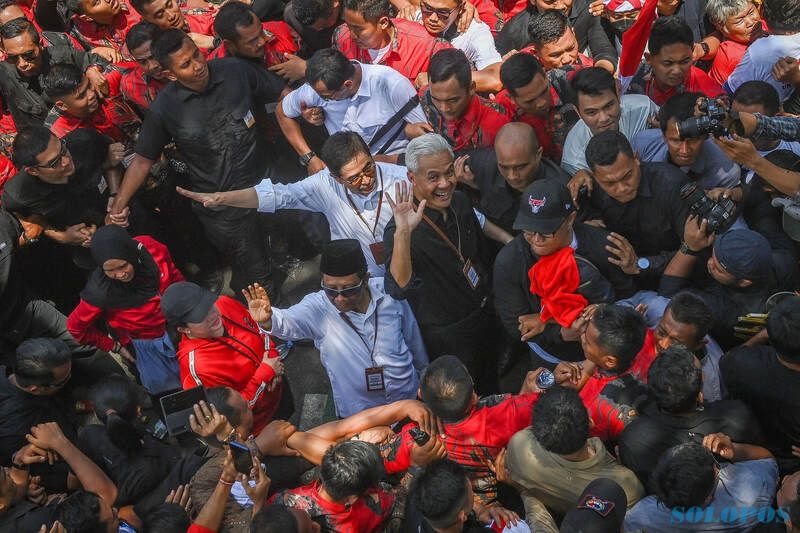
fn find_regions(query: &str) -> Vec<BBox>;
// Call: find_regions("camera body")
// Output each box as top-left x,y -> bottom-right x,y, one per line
409,427 -> 431,446
680,182 -> 737,235
677,99 -> 729,138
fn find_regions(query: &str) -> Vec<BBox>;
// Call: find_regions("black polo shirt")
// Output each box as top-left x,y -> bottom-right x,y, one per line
492,224 -> 636,362
0,210 -> 27,327
136,58 -> 284,195
618,399 -> 763,488
0,40 -> 108,129
466,148 -> 569,233
581,161 -> 690,276
1,129 -> 110,229
383,191 -> 489,329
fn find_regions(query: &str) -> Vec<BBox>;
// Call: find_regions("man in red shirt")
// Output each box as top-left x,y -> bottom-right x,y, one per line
119,21 -> 172,113
333,0 -> 451,84
523,9 -> 597,72
130,0 -> 216,50
210,1 -> 300,69
42,62 -> 141,145
269,440 -> 395,533
412,49 -> 508,152
618,0 -> 723,105
161,281 -> 284,435
68,0 -> 142,61
558,304 -> 656,443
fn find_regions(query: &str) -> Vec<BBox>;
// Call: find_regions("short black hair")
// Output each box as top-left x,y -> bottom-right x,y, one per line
585,130 -> 635,170
130,0 -> 159,15
214,1 -> 258,42
251,505 -> 299,533
0,0 -> 23,12
733,80 -> 781,116
763,0 -> 800,33
292,0 -> 334,26
42,62 -> 84,100
206,386 -> 245,428
767,295 -> 800,362
665,291 -> 714,343
591,304 -> 646,372
411,460 -> 470,530
343,0 -> 390,21
648,16 -> 694,55
570,66 -> 616,98
651,443 -> 717,508
125,21 -> 159,51
647,345 -> 702,413
527,9 -> 569,48
306,48 -> 355,91
320,131 -> 371,178
428,48 -> 471,90
55,491 -> 106,533
11,125 -> 53,167
0,16 -> 38,40
500,50 -> 545,96
419,355 -> 474,421
14,338 -> 71,388
320,440 -> 384,501
531,387 -> 589,455
659,91 -> 705,134
142,503 -> 191,533
151,27 -> 190,68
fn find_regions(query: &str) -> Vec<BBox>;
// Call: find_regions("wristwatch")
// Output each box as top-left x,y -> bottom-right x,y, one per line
679,242 -> 701,256
299,151 -> 317,167
636,257 -> 650,272
698,41 -> 710,56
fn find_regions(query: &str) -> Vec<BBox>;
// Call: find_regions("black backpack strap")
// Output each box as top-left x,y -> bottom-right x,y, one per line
369,95 -> 420,154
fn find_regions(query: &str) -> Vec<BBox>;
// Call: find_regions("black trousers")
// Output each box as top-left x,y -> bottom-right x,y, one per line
194,207 -> 276,301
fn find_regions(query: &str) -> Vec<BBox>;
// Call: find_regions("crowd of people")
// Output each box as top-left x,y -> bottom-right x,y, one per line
1,0 -> 800,528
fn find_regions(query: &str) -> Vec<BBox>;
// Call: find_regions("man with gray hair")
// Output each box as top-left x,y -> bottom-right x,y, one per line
383,133 -> 501,390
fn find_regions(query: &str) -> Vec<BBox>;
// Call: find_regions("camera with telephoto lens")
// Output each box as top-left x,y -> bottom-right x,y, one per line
680,182 -> 737,235
677,98 -> 729,138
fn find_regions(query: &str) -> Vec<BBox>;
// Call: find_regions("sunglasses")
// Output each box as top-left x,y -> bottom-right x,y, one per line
522,217 -> 568,240
35,139 -> 69,169
6,48 -> 38,64
321,280 -> 364,299
420,1 -> 461,19
334,160 -> 375,186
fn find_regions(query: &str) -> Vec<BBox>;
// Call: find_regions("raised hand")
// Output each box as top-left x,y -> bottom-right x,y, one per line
386,181 -> 426,233
165,483 -> 192,512
242,283 -> 272,325
175,186 -> 226,209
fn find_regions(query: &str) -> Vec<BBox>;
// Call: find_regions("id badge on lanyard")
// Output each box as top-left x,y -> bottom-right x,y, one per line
365,366 -> 386,391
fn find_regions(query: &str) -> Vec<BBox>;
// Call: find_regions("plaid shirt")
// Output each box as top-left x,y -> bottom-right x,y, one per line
45,94 -> 141,147
208,21 -> 300,68
118,66 -> 167,113
753,113 -> 800,141
69,5 -> 141,54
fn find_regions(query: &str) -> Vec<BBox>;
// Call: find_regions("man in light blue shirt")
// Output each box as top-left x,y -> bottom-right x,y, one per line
245,239 -> 428,418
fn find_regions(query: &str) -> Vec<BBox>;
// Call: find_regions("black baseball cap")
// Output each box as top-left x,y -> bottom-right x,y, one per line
161,281 -> 218,325
560,478 -> 628,533
713,229 -> 772,282
513,179 -> 576,234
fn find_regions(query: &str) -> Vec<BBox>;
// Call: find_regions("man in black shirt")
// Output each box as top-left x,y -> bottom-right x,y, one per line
0,18 -> 109,129
456,122 -> 569,233
109,29 -> 286,300
384,133 -> 499,387
582,130 -> 690,282
722,296 -> 800,475
493,179 -> 635,364
618,345 -> 762,488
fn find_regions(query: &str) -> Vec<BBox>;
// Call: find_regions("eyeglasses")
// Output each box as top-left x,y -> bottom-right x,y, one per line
335,160 -> 375,185
35,139 -> 69,169
522,217 -> 567,240
6,48 -> 39,64
321,280 -> 364,299
420,1 -> 461,19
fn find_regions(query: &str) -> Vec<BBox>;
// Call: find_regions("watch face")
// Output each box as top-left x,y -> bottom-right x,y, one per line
637,257 -> 650,270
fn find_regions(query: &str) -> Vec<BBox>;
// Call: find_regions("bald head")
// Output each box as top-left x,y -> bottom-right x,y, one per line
494,123 -> 543,191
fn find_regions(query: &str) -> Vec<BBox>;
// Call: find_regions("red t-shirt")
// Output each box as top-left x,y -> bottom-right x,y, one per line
384,392 -> 539,503
421,92 -> 510,151
579,329 -> 658,442
268,482 -> 394,533
46,94 -> 142,144
494,89 -> 562,162
209,21 -> 300,68
473,0 -> 504,34
643,66 -> 725,106
119,66 -> 168,112
709,40 -> 748,86
177,296 -> 281,435
333,18 -> 451,83
69,6 -> 141,53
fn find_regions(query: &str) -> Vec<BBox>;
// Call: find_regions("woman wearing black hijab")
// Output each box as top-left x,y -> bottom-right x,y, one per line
67,225 -> 184,393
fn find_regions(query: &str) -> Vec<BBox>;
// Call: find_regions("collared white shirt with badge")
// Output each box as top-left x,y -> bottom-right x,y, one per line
269,277 -> 429,418
253,162 -> 409,275
280,62 -> 427,155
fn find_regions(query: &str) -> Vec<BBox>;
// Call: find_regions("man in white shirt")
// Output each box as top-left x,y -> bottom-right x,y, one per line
276,48 -> 427,174
176,131 -> 408,275
560,67 -> 657,180
243,239 -> 428,418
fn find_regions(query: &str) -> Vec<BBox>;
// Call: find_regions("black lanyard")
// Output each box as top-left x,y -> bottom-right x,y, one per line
339,307 -> 379,366
344,168 -> 384,238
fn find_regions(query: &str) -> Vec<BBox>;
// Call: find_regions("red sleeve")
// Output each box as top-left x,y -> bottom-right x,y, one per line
239,361 -> 277,403
382,423 -> 416,474
332,24 -> 357,58
187,524 -> 216,533
49,117 -> 72,139
619,0 -> 658,88
105,69 -> 123,96
264,21 -> 300,55
502,393 -> 539,436
472,0 -> 504,34
67,300 -> 116,351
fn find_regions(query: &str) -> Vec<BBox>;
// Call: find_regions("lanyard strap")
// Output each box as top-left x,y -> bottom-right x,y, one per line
345,169 -> 384,238
339,307 -> 379,366
421,209 -> 464,263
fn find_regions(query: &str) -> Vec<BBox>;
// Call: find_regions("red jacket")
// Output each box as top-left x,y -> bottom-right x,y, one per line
177,296 -> 281,434
67,236 -> 184,351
